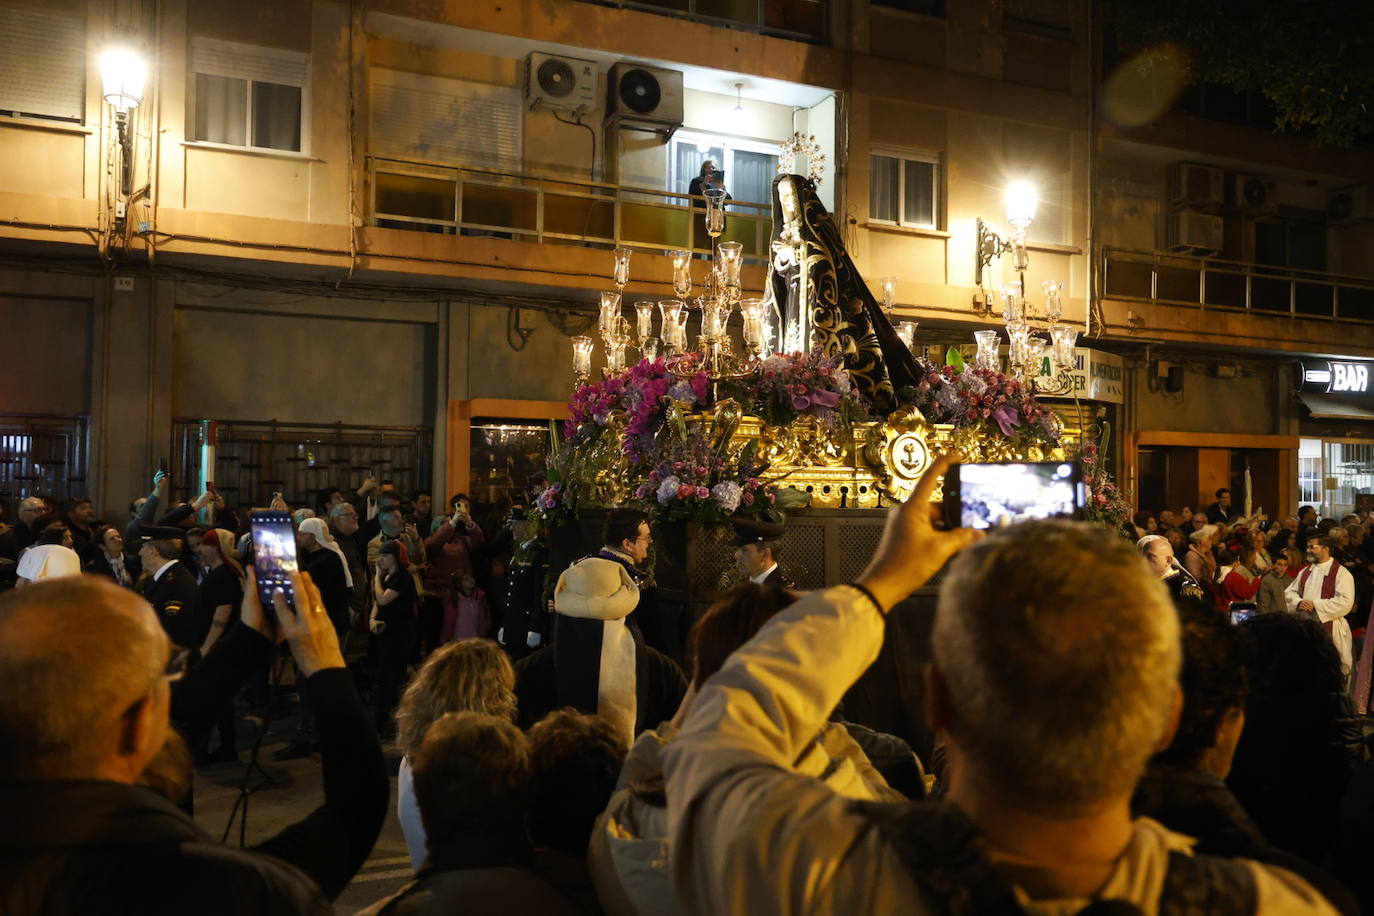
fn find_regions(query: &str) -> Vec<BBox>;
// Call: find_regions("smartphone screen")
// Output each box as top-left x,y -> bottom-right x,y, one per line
1229,606 -> 1256,625
250,509 -> 298,613
944,461 -> 1083,530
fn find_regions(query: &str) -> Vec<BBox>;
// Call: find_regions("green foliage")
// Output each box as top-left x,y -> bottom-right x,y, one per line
1107,0 -> 1374,147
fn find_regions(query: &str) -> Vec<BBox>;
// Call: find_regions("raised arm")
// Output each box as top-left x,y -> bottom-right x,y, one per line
662,454 -> 979,914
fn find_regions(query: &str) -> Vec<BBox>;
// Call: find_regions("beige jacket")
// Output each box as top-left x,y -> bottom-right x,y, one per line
589,718 -> 902,916
661,585 -> 1340,916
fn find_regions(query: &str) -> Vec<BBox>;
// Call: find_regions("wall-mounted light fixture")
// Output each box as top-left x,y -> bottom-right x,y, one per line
100,46 -> 147,200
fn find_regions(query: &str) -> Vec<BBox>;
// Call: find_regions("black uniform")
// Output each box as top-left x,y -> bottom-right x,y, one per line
144,563 -> 202,650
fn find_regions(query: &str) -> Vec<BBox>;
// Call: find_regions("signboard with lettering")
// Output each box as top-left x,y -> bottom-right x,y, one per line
1302,360 -> 1371,395
1014,348 -> 1125,403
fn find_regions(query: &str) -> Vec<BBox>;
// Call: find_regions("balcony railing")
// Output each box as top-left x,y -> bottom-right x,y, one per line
368,156 -> 774,263
1102,247 -> 1374,324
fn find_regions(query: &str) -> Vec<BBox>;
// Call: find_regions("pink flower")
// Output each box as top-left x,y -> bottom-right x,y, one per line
677,484 -> 694,499
695,486 -> 710,499
742,491 -> 755,507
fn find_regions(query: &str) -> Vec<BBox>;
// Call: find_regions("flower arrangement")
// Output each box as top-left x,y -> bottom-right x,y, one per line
900,359 -> 1060,451
566,356 -> 711,460
1079,435 -> 1131,531
632,427 -> 781,525
731,350 -> 865,430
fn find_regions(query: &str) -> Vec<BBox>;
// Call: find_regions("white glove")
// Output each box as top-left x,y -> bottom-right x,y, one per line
497,627 -> 505,644
526,631 -> 542,649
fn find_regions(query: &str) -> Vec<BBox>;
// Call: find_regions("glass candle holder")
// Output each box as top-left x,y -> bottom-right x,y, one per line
599,291 -> 622,340
880,277 -> 898,311
671,250 -> 692,298
704,188 -> 727,237
571,335 -> 593,382
634,300 -> 656,342
717,241 -> 743,294
1042,280 -> 1063,323
1006,322 -> 1031,371
974,329 -> 1001,371
1002,283 -> 1024,324
896,321 -> 918,350
612,247 -> 633,288
1024,338 -> 1047,379
641,336 -> 660,362
606,343 -> 626,375
1050,324 -> 1078,371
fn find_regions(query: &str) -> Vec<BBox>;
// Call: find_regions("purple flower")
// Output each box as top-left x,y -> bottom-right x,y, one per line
657,475 -> 680,505
991,405 -> 1019,436
711,481 -> 743,513
809,389 -> 840,409
791,394 -> 812,410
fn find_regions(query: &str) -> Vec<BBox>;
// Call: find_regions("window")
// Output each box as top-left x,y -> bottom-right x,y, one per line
669,132 -> 780,206
0,8 -> 85,123
370,69 -> 522,172
869,151 -> 939,229
189,39 -> 308,153
1255,216 -> 1326,272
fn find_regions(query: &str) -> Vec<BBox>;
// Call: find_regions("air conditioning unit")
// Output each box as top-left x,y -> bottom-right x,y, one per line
1328,184 -> 1374,226
525,52 -> 597,113
1168,162 -> 1224,210
1167,209 -> 1223,255
607,62 -> 684,137
1234,174 -> 1278,216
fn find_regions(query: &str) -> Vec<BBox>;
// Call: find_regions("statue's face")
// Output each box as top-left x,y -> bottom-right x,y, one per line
777,177 -> 800,226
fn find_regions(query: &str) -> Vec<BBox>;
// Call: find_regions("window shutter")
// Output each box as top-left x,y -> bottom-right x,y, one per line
370,68 -> 522,173
0,8 -> 85,122
190,37 -> 308,87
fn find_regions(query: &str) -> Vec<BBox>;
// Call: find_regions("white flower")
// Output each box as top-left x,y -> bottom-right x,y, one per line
711,481 -> 743,513
657,475 -> 681,505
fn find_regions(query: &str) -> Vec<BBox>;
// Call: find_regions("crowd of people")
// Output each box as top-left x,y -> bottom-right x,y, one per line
4,464 -> 1374,914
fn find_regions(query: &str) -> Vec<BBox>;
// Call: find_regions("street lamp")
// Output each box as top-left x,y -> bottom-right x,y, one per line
974,179 -> 1038,289
100,47 -> 147,199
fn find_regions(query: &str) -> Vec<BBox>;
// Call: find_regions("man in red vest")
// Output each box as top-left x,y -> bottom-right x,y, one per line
1285,535 -> 1356,681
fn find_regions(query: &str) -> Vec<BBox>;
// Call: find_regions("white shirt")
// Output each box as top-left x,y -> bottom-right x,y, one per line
396,756 -> 427,871
1284,558 -> 1355,675
15,544 -> 81,583
750,562 -> 779,586
150,558 -> 178,582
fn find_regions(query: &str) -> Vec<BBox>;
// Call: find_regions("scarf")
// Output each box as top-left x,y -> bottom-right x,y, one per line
299,517 -> 353,587
552,557 -> 640,744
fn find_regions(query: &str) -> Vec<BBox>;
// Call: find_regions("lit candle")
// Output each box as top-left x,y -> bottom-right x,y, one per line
1042,280 -> 1063,323
572,335 -> 593,381
635,300 -> 656,342
612,247 -> 633,288
896,321 -> 918,350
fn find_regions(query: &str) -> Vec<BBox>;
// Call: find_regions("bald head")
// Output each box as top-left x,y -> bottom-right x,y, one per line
0,577 -> 169,781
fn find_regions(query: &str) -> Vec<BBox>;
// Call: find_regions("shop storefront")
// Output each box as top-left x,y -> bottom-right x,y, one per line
1295,358 -> 1374,519
1041,347 -> 1125,475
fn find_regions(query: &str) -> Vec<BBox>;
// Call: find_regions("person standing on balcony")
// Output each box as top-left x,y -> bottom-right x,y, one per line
688,160 -> 730,255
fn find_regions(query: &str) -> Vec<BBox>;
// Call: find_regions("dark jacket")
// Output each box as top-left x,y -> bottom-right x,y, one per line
0,624 -> 389,914
357,833 -> 584,916
514,627 -> 687,735
143,562 -> 202,650
83,551 -> 139,588
301,547 -> 351,634
1228,687 -> 1367,865
1133,761 -> 1359,916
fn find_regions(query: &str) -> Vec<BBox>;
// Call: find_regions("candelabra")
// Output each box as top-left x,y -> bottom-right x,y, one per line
972,182 -> 1078,394
574,189 -> 759,386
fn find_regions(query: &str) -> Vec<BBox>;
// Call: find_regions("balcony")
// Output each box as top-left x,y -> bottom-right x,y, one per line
368,156 -> 775,263
1102,247 -> 1374,324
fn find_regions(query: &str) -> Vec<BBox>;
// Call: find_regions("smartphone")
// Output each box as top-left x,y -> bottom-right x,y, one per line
250,509 -> 298,613
1228,604 -> 1257,625
942,460 -> 1084,530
